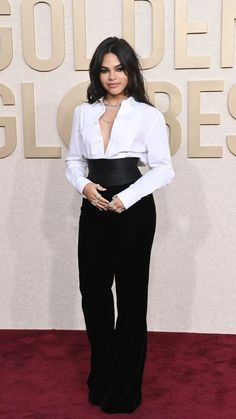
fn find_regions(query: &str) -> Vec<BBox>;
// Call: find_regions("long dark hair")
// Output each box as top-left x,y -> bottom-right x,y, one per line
87,37 -> 153,106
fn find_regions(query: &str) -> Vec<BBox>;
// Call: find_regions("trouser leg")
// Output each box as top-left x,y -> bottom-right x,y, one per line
78,203 -> 115,393
102,195 -> 156,413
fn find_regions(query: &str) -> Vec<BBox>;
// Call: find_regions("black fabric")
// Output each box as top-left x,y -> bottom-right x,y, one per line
78,183 -> 156,410
87,157 -> 142,187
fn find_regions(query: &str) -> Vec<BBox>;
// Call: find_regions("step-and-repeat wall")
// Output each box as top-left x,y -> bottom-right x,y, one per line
1,0 -> 236,332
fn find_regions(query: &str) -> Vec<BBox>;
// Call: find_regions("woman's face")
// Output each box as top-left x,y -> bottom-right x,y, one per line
99,53 -> 129,99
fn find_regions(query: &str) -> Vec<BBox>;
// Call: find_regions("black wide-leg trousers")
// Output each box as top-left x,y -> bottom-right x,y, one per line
78,184 -> 156,401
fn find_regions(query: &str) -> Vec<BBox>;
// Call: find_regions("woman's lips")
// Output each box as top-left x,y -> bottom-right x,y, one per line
107,83 -> 119,88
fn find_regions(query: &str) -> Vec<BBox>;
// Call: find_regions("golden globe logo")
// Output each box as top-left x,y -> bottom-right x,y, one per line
0,0 -> 236,158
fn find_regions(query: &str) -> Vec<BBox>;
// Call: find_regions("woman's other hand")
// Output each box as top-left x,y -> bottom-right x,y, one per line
83,183 -> 110,211
108,196 -> 126,213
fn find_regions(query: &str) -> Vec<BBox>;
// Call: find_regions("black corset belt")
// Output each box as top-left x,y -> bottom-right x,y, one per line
87,157 -> 142,187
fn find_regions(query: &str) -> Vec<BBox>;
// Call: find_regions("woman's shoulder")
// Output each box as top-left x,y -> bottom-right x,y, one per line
132,98 -> 163,120
74,101 -> 93,113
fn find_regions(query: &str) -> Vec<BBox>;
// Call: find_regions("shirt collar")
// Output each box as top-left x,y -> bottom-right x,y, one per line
92,96 -> 136,108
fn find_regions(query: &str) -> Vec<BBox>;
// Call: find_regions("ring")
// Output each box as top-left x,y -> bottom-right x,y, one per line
92,198 -> 98,206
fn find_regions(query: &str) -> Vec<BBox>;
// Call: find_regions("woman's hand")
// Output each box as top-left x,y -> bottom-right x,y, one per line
108,196 -> 126,213
83,183 -> 110,211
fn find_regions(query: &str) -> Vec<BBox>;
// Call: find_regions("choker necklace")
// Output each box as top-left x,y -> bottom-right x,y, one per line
103,101 -> 121,109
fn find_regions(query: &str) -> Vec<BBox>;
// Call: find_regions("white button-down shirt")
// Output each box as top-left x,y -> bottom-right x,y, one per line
65,96 -> 174,209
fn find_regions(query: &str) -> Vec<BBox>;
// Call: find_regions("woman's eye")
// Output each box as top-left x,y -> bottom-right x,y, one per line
116,67 -> 124,72
100,68 -> 107,73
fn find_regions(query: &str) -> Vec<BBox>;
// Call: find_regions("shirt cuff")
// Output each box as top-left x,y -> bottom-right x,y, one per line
77,178 -> 92,195
116,186 -> 141,210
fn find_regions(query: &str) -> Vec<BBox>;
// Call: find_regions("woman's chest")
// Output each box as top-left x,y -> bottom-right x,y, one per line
81,111 -> 146,156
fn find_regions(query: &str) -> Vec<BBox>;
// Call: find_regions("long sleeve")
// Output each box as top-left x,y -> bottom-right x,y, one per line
116,112 -> 175,209
65,107 -> 91,194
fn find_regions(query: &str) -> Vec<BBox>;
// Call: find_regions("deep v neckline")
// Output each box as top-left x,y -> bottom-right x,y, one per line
98,107 -> 120,154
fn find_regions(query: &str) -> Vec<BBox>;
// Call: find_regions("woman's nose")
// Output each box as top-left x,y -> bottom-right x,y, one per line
108,70 -> 116,80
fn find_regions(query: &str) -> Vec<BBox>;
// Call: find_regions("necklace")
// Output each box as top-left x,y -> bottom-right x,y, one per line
101,116 -> 115,124
103,101 -> 121,109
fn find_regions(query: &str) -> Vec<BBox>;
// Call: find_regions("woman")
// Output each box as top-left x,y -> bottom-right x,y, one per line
66,37 -> 174,414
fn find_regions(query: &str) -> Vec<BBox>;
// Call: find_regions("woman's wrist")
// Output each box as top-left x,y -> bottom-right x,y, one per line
109,195 -> 125,213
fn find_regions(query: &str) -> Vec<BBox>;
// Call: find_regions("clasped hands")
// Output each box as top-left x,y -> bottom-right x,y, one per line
83,183 -> 125,213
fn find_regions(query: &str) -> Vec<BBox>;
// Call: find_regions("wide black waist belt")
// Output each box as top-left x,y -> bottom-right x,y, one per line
87,157 -> 142,187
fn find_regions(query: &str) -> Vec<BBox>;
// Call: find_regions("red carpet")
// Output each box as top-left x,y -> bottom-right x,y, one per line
1,330 -> 236,418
